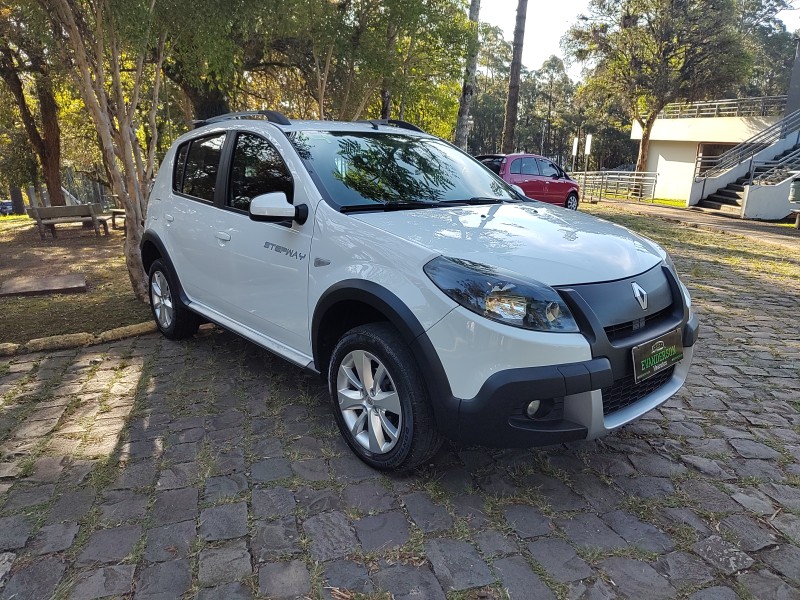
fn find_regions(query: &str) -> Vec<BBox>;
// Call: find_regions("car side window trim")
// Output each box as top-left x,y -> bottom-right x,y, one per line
510,158 -> 522,174
172,133 -> 227,205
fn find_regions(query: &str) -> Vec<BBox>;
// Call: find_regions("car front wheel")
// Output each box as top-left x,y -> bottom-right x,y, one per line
328,323 -> 442,471
565,192 -> 579,210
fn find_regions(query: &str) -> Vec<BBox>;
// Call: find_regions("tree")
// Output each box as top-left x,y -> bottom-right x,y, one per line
43,0 -> 167,301
0,2 -> 66,206
501,0 -> 527,153
566,0 -> 750,171
454,0 -> 480,148
736,0 -> 793,96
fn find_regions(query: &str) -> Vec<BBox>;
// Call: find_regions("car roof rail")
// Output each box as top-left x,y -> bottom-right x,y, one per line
358,119 -> 426,133
192,110 -> 291,129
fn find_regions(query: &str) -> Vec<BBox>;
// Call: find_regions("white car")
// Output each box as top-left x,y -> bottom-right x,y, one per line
141,111 -> 698,471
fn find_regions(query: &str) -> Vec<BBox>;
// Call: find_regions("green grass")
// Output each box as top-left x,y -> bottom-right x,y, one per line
0,217 -> 151,344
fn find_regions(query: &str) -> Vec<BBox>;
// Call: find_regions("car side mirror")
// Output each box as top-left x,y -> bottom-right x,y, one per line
249,192 -> 308,225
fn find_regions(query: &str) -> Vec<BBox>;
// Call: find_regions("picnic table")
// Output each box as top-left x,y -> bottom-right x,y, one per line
110,208 -> 126,230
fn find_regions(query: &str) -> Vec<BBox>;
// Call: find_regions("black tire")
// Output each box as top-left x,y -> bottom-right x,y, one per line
148,258 -> 200,340
565,192 -> 579,210
328,323 -> 442,471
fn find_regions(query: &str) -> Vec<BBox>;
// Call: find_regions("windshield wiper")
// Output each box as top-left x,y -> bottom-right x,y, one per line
340,201 -> 439,213
440,197 -> 512,205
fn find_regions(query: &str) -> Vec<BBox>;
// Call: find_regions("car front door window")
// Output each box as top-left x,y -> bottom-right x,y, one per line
229,133 -> 294,212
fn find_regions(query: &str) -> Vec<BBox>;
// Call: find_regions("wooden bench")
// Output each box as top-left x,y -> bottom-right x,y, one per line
27,204 -> 110,239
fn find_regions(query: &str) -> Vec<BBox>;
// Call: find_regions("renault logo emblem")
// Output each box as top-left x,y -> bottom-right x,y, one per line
632,282 -> 648,310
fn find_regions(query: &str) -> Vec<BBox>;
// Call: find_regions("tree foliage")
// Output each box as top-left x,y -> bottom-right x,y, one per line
566,0 -> 751,171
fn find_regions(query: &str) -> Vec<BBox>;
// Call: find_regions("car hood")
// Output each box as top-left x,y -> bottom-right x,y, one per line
350,203 -> 665,286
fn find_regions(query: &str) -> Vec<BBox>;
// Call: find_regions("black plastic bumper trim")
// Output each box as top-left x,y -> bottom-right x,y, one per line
683,312 -> 699,347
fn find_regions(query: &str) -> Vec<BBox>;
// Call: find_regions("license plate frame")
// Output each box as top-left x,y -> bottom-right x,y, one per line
631,327 -> 684,383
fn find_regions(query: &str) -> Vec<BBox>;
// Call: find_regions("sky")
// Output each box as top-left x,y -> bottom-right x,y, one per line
483,0 -> 800,81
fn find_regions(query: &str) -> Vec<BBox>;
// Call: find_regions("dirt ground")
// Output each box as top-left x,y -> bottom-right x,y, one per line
0,216 -> 151,344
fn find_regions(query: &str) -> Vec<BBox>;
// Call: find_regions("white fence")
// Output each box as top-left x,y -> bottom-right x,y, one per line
572,171 -> 658,202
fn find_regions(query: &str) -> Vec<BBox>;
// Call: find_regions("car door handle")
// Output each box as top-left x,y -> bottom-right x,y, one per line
215,232 -> 231,241
165,214 -> 174,223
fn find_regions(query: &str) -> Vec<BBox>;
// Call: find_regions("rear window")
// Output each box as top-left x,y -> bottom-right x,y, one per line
178,134 -> 226,202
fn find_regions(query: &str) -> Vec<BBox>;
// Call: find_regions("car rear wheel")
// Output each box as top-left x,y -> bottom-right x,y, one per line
565,192 -> 579,210
148,259 -> 200,340
328,323 -> 442,471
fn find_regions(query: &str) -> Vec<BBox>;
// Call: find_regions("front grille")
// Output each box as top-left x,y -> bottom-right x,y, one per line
601,366 -> 675,416
604,306 -> 673,341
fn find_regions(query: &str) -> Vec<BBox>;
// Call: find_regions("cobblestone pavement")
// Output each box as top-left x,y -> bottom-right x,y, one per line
0,233 -> 799,600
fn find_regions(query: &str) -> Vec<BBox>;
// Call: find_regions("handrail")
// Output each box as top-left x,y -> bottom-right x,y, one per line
695,108 -> 800,179
659,96 -> 786,119
750,145 -> 800,185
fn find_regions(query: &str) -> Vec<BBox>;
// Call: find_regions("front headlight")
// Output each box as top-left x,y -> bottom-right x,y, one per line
423,256 -> 579,333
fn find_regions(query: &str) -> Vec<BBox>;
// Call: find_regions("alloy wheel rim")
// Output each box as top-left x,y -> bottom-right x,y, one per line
567,195 -> 578,210
151,271 -> 174,329
336,350 -> 402,454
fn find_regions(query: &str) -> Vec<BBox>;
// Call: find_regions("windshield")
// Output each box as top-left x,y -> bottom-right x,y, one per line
287,131 -> 517,208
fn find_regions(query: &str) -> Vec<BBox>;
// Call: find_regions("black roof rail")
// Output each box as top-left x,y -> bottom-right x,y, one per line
358,119 -> 426,133
192,110 -> 291,129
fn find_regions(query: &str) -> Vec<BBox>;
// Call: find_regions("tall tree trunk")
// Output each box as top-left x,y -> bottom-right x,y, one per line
380,87 -> 392,119
35,73 -> 66,206
501,0 -> 527,154
10,187 -> 25,215
454,0 -> 481,149
636,116 -> 656,172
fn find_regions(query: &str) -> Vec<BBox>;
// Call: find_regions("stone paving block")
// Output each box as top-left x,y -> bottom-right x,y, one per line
25,456 -> 67,483
653,507 -> 710,535
681,480 -> 740,513
451,494 -> 488,529
599,557 -> 675,600
772,513 -> 800,540
143,520 -> 196,562
251,458 -> 292,482
77,525 -> 142,566
258,560 -> 311,600
134,559 -> 191,600
474,529 -> 516,558
426,538 -> 493,591
687,586 -> 739,600
720,514 -> 777,552
503,504 -> 550,539
203,474 -> 248,502
4,484 -> 55,509
730,458 -> 785,482
109,460 -> 156,490
730,438 -> 782,460
681,455 -> 736,480
162,442 -> 200,463
730,487 -> 775,515
196,582 -> 253,600
251,487 -> 295,519
761,482 -> 800,511
0,556 -> 65,600
628,454 -> 687,478
323,560 -> 373,596
654,551 -> 714,588
522,473 -> 588,512
615,475 -> 675,499
528,538 -> 592,583
342,480 -> 395,513
373,563 -> 446,600
200,502 -> 248,541
569,472 -> 624,513
71,565 -> 135,600
215,448 -> 246,475
291,458 -> 329,481
295,486 -> 342,516
252,516 -> 301,561
760,544 -> 800,583
692,535 -> 754,575
0,516 -> 32,551
492,555 -> 555,600
303,511 -> 359,562
0,551 -> 13,586
99,490 -> 148,523
603,509 -> 674,553
29,522 -> 79,555
151,487 -> 198,526
736,569 -> 800,600
198,540 -> 253,586
556,513 -> 627,550
156,462 -> 199,490
354,510 -> 410,551
330,455 -> 379,482
402,492 -> 452,533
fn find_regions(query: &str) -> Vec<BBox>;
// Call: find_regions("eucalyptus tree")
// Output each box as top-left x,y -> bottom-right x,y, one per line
454,0 -> 481,148
42,0 -> 167,301
566,0 -> 750,171
500,0 -> 527,153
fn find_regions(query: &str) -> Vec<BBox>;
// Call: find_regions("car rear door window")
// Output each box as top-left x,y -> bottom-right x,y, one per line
228,133 -> 294,212
182,134 -> 225,202
520,157 -> 540,176
173,143 -> 189,192
510,159 -> 522,174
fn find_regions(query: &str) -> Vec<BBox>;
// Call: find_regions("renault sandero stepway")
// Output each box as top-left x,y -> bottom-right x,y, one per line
141,111 -> 698,471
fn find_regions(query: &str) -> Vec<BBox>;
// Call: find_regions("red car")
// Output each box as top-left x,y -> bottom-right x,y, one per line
476,153 -> 580,210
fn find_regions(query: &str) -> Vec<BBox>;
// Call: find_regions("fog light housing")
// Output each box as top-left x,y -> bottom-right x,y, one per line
526,400 -> 541,419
